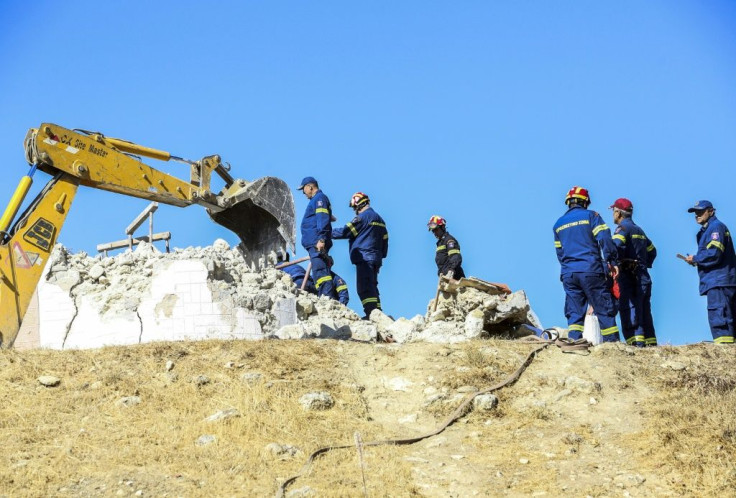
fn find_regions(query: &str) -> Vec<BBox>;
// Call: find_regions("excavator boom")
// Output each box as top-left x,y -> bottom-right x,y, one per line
0,124 -> 295,348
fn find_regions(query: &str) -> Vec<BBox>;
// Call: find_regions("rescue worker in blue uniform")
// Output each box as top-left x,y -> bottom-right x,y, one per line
298,176 -> 334,298
610,198 -> 658,347
332,192 -> 388,318
427,215 -> 465,279
684,200 -> 736,344
277,252 -> 317,293
326,257 -> 350,305
553,187 -> 620,342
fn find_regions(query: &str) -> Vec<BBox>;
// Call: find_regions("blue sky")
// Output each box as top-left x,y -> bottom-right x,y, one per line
2,1 -> 735,345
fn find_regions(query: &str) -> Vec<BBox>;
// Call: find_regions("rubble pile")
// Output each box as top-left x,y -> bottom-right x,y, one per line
30,241 -> 541,349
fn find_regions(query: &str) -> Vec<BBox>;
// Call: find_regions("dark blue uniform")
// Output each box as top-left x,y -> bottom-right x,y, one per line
613,218 -> 657,346
282,264 -> 316,294
332,207 -> 388,316
554,205 -> 620,341
332,271 -> 349,305
435,231 -> 465,279
301,190 -> 334,298
693,216 -> 736,344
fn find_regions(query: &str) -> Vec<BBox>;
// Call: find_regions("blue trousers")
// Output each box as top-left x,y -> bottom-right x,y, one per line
307,246 -> 334,298
356,261 -> 381,317
706,287 -> 736,344
617,273 -> 657,346
562,272 -> 620,342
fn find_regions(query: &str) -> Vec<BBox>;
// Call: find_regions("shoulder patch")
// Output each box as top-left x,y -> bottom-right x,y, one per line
351,216 -> 360,223
447,240 -> 456,249
712,232 -> 719,240
317,200 -> 324,207
593,211 -> 600,216
615,227 -> 622,234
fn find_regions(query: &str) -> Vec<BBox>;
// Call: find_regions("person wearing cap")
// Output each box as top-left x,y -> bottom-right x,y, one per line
553,187 -> 620,342
684,200 -> 736,344
297,176 -> 334,298
610,198 -> 658,347
427,215 -> 465,280
332,192 -> 388,318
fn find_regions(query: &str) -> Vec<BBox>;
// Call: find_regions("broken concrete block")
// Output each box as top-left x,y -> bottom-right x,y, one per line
464,308 -> 486,339
387,318 -> 419,343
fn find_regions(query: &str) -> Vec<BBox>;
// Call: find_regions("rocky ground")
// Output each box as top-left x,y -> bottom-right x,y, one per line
1,339 -> 734,497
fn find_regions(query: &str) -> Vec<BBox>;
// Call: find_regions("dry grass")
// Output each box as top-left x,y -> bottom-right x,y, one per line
3,338 -> 736,497
631,344 -> 736,496
0,341 -> 417,497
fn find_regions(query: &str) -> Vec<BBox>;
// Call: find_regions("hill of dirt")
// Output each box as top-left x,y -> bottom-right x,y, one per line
1,339 -> 734,497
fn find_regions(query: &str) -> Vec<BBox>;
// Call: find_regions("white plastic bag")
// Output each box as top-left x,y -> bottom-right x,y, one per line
583,313 -> 603,346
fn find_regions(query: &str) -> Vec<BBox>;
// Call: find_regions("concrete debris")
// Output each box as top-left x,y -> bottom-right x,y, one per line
263,442 -> 301,459
37,375 -> 61,387
25,242 -> 543,349
193,375 -> 211,386
473,394 -> 499,412
299,391 -> 334,411
205,408 -> 241,422
116,396 -> 141,407
241,372 -> 263,385
195,435 -> 216,446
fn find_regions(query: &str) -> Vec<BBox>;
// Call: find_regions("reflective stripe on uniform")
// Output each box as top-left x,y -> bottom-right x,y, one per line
336,285 -> 348,292
554,241 -> 562,248
601,325 -> 619,336
647,244 -> 655,252
632,234 -> 647,240
447,249 -> 461,255
645,338 -> 657,345
346,222 -> 358,236
370,222 -> 386,227
361,297 -> 379,305
707,240 -> 725,252
315,275 -> 333,288
315,208 -> 330,214
383,234 -> 389,239
592,224 -> 609,236
626,335 -> 645,345
568,324 -> 585,332
555,219 -> 590,233
613,234 -> 626,242
715,336 -> 734,344
436,245 -> 446,251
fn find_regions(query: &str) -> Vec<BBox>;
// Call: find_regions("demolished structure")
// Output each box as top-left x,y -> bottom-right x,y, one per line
16,241 -> 542,350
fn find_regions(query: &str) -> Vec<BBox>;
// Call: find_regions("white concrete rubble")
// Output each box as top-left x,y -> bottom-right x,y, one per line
21,241 -> 543,349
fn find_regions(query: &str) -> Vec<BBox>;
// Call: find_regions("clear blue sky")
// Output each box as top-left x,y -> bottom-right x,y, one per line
2,1 -> 735,345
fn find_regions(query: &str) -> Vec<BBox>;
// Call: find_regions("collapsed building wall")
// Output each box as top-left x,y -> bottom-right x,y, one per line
19,241 -> 542,349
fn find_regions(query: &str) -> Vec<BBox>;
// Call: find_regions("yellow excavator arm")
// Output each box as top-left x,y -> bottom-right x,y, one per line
0,123 -> 295,348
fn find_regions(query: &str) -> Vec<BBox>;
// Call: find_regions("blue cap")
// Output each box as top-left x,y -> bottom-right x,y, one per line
687,200 -> 713,212
297,176 -> 318,190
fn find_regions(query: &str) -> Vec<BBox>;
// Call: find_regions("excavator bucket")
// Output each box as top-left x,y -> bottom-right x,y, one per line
210,176 -> 296,265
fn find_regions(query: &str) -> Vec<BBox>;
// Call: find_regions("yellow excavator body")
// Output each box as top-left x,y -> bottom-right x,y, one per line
0,124 -> 295,348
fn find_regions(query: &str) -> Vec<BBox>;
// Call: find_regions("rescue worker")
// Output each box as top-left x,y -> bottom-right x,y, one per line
277,252 -> 316,293
610,198 -> 658,347
297,176 -> 334,298
684,200 -> 736,344
332,192 -> 388,318
427,215 -> 465,279
553,187 -> 620,342
326,256 -> 350,305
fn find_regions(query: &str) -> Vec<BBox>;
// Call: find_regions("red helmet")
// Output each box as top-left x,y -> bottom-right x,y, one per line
349,192 -> 370,209
565,186 -> 591,205
427,215 -> 446,231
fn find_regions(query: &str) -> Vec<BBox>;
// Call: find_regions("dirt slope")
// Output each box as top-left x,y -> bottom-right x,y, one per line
1,340 -> 734,497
